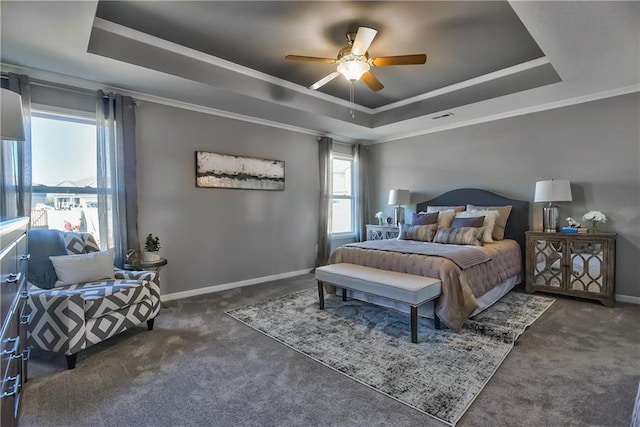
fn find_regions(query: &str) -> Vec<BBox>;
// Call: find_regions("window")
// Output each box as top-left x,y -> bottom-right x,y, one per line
331,154 -> 354,234
30,111 -> 104,245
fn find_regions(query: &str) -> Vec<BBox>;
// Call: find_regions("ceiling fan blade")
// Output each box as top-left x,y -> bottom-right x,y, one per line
285,55 -> 336,63
309,72 -> 340,90
350,27 -> 377,56
371,54 -> 427,66
361,71 -> 384,92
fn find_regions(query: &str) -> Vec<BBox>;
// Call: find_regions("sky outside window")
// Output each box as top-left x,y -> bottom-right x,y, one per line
31,115 -> 96,186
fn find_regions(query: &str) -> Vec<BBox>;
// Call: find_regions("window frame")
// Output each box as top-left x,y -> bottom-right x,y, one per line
331,151 -> 355,237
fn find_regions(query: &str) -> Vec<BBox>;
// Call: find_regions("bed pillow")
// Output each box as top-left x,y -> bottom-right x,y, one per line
433,227 -> 484,246
412,212 -> 438,225
418,210 -> 457,228
50,249 -> 115,287
466,205 -> 513,240
398,223 -> 438,242
450,216 -> 484,229
455,210 -> 500,243
425,205 -> 465,213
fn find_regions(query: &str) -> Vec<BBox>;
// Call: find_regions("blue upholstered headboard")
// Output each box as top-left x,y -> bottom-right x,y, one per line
415,188 -> 530,255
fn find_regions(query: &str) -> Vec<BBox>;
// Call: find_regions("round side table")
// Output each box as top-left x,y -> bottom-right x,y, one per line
124,257 -> 168,278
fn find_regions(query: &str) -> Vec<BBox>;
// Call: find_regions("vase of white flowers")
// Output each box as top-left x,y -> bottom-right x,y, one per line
582,211 -> 606,233
375,211 -> 385,226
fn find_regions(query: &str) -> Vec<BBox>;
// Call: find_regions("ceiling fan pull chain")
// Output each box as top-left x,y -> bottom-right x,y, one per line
350,83 -> 355,119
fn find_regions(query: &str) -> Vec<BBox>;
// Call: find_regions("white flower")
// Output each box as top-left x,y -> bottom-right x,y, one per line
582,211 -> 607,223
375,211 -> 384,219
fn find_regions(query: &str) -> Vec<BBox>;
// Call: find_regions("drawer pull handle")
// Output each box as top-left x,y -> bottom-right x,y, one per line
6,272 -> 21,284
22,347 -> 31,361
1,337 -> 19,356
20,254 -> 31,261
1,375 -> 20,398
20,291 -> 29,300
21,313 -> 31,325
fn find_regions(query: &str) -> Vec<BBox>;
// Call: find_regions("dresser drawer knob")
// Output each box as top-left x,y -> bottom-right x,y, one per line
22,347 -> 31,362
6,272 -> 21,284
20,313 -> 31,325
20,254 -> 31,261
1,375 -> 20,398
1,337 -> 19,356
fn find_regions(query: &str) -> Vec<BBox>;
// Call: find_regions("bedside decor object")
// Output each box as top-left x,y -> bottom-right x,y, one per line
195,151 -> 285,190
534,179 -> 572,232
582,210 -> 607,234
374,211 -> 385,226
1,88 -> 25,141
144,233 -> 161,262
388,189 -> 410,226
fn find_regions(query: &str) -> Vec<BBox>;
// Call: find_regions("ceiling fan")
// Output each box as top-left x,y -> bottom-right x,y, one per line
285,26 -> 427,92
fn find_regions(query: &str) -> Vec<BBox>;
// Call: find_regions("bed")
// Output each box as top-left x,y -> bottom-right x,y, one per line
328,188 -> 529,331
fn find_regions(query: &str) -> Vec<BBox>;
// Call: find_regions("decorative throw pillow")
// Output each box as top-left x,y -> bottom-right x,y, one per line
450,216 -> 484,229
50,249 -> 115,287
455,210 -> 500,243
420,210 -> 457,228
412,212 -> 438,225
466,205 -> 513,240
398,223 -> 438,242
433,227 -> 485,246
425,205 -> 465,213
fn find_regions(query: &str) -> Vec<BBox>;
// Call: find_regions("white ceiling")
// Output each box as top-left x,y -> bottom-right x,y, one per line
1,1 -> 638,143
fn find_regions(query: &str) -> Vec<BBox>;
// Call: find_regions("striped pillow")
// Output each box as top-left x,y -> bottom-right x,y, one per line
398,224 -> 438,242
433,227 -> 485,246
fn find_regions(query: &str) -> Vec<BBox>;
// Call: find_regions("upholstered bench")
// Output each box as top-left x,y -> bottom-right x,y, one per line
315,263 -> 442,343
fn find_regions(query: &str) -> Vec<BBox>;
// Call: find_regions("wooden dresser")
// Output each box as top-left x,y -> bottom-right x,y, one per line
525,231 -> 616,306
0,217 -> 30,426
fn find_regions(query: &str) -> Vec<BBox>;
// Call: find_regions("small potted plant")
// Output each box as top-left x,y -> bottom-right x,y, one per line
143,233 -> 161,262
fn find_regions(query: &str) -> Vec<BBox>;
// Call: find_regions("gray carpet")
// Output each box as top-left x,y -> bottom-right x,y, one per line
226,289 -> 554,426
21,274 -> 640,426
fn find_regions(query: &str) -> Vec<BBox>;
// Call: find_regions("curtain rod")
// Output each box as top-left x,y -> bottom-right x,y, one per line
1,73 -> 138,102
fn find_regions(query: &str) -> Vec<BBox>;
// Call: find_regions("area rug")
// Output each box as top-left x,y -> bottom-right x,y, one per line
226,289 -> 554,426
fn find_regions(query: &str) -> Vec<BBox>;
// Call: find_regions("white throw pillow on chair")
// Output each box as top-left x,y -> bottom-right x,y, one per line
50,249 -> 115,286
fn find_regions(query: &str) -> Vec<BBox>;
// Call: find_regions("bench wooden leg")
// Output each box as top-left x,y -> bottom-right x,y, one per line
411,305 -> 418,343
434,298 -> 441,330
317,280 -> 325,310
342,288 -> 347,301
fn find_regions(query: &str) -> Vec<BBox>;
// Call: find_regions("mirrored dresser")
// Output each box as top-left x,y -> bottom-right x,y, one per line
525,231 -> 616,306
366,225 -> 399,241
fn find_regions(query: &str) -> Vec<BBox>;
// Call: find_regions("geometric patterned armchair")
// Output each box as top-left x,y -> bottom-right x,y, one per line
27,229 -> 160,369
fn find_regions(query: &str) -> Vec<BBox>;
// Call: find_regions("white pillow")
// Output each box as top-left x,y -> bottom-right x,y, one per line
50,249 -> 115,287
455,210 -> 500,243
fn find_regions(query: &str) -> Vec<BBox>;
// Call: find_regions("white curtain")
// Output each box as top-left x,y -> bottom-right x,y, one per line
353,143 -> 369,242
316,136 -> 333,267
96,90 -> 139,267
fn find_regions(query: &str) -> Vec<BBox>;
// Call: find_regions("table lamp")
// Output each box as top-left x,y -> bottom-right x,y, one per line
1,88 -> 25,141
388,189 -> 410,226
534,179 -> 572,232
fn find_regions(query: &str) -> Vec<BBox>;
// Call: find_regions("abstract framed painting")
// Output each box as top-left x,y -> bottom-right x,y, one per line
195,151 -> 285,190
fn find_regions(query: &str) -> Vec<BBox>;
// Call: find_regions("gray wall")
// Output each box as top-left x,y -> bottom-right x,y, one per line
368,93 -> 640,298
136,102 -> 318,296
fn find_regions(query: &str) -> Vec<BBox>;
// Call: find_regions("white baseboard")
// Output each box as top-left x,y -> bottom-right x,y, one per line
160,268 -> 314,302
616,294 -> 640,305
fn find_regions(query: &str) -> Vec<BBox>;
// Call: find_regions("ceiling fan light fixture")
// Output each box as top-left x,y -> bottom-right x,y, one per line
337,59 -> 370,83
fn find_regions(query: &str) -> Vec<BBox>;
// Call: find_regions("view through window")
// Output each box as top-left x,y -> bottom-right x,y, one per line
30,111 -> 103,245
331,155 -> 354,234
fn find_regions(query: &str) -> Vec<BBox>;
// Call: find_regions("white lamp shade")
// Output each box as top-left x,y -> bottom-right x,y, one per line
388,189 -> 410,205
1,89 -> 25,141
534,179 -> 572,203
